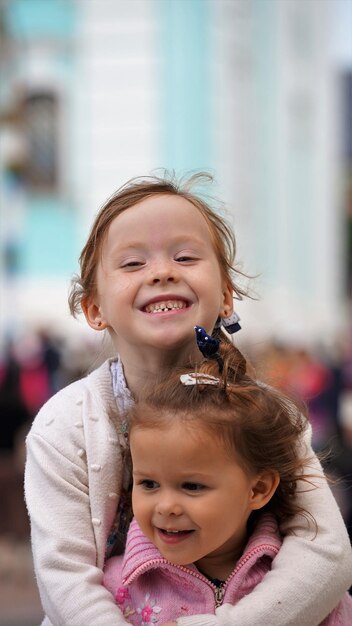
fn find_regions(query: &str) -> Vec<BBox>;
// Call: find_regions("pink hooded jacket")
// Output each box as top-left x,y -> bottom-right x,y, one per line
103,514 -> 352,626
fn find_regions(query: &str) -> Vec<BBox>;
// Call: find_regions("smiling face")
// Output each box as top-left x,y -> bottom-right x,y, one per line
83,194 -> 232,364
131,418 -> 271,581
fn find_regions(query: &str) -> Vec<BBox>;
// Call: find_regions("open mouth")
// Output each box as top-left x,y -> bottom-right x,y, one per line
143,300 -> 189,313
158,528 -> 194,537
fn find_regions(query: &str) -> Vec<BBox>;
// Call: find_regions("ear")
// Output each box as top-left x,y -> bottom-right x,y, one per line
249,471 -> 280,511
81,296 -> 107,331
220,281 -> 234,319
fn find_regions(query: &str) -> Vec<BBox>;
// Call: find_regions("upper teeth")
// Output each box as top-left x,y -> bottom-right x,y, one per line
144,300 -> 187,313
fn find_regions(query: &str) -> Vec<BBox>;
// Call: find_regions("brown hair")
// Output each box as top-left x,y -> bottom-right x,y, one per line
129,342 -> 317,527
68,172 -> 248,316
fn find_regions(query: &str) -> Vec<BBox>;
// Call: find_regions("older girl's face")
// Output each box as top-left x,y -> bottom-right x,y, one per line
83,194 -> 232,363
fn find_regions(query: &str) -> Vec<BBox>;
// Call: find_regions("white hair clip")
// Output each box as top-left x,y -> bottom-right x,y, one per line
180,373 -> 221,386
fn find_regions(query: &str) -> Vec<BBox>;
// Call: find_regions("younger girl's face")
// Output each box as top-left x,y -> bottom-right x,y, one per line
131,418 -> 272,581
83,193 -> 232,363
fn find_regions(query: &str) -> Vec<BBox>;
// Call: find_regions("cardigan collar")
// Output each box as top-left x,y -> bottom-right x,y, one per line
85,358 -> 129,444
111,358 -> 134,413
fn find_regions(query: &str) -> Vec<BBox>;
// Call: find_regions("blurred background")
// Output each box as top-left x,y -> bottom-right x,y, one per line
0,0 -> 351,624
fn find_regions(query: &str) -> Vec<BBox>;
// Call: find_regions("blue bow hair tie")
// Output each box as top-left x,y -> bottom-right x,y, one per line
194,325 -> 220,359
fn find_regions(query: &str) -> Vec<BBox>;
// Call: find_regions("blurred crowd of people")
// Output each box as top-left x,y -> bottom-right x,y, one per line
251,337 -> 352,538
0,328 -> 351,541
0,327 -> 100,539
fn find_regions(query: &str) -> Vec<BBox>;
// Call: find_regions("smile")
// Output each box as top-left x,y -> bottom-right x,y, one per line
156,527 -> 195,544
143,300 -> 188,313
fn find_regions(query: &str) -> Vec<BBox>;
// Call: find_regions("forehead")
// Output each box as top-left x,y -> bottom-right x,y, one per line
130,419 -> 245,481
104,194 -> 214,249
131,418 -> 224,461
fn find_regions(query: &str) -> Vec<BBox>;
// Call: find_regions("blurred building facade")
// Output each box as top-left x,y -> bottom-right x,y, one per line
0,0 -> 351,351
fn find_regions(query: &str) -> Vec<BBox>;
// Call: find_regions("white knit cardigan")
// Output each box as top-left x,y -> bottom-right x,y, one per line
25,359 -> 352,626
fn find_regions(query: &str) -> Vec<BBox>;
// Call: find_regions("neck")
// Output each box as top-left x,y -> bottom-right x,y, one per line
195,540 -> 246,582
116,344 -> 200,399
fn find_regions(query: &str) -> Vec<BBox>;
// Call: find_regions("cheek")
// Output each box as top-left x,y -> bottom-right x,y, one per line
132,488 -> 141,508
132,493 -> 150,521
190,497 -> 220,524
110,276 -> 134,296
131,491 -> 141,517
201,261 -> 222,286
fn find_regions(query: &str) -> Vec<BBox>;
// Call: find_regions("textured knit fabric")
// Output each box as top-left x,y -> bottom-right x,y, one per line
104,515 -> 352,626
24,358 -> 352,626
25,359 -> 129,626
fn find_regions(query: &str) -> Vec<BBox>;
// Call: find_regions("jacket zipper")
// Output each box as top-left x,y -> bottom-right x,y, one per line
212,543 -> 280,607
214,585 -> 225,608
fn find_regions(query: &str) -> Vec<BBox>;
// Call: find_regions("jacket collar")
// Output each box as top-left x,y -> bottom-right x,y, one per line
121,513 -> 282,585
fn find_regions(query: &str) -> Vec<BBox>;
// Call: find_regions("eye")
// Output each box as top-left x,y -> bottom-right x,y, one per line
175,255 -> 197,263
138,479 -> 159,490
182,482 -> 206,492
121,260 -> 145,269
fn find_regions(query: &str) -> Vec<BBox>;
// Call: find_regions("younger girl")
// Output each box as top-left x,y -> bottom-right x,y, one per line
24,173 -> 352,626
103,333 -> 352,625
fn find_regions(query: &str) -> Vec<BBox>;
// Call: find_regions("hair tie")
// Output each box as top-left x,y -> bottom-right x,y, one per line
214,312 -> 241,335
194,325 -> 224,373
221,311 -> 241,334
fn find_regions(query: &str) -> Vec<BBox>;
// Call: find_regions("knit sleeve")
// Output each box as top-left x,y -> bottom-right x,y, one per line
25,428 -> 129,626
176,425 -> 352,626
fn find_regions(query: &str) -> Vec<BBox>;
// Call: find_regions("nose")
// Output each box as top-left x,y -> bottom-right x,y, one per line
155,491 -> 183,517
147,259 -> 180,286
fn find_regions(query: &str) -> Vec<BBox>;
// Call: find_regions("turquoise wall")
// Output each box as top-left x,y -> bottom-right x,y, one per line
2,0 -> 77,278
23,198 -> 77,276
7,0 -> 75,39
157,0 -> 213,173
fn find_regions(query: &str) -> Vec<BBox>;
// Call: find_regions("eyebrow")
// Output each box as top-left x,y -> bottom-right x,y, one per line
111,235 -> 208,253
132,469 -> 214,480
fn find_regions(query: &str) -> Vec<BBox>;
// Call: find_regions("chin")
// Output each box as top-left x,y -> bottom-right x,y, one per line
152,331 -> 194,351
